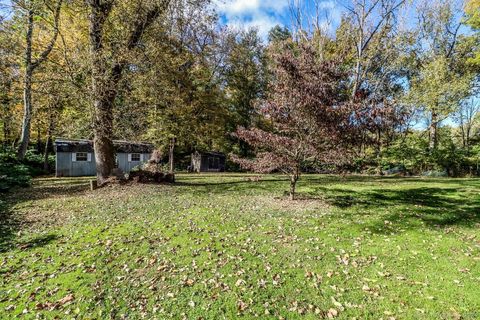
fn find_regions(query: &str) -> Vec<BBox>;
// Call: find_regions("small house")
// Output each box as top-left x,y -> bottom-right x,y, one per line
54,138 -> 154,177
191,151 -> 226,173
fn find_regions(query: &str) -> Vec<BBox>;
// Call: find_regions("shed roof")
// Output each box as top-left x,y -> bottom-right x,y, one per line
55,138 -> 154,153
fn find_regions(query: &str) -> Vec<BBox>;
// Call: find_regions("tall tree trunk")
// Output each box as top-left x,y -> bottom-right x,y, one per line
375,128 -> 383,175
89,1 -> 115,185
169,137 -> 176,173
17,8 -> 34,160
17,72 -> 33,159
92,92 -> 116,184
352,57 -> 362,99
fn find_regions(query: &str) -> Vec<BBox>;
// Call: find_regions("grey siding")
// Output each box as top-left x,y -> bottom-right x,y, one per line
56,152 -> 151,177
56,152 -> 96,177
118,153 -> 151,173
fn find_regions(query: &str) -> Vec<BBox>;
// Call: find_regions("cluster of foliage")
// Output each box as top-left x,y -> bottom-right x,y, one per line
0,148 -> 54,193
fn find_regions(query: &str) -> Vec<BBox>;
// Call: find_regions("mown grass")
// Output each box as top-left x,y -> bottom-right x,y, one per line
0,174 -> 479,319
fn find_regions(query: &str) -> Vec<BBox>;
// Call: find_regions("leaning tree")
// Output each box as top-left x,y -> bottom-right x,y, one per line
232,43 -> 366,200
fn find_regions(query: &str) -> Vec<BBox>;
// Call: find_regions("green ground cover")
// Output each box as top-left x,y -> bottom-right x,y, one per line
1,174 -> 479,319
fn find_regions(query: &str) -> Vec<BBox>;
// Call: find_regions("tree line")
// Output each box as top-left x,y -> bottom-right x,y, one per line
0,0 -> 479,189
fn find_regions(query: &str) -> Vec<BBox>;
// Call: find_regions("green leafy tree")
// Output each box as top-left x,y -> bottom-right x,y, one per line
465,0 -> 480,65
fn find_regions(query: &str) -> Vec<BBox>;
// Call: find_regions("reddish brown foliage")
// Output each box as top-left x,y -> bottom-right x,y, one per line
231,43 -> 367,199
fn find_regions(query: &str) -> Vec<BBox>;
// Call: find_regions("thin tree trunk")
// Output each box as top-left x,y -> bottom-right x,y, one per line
429,112 -> 438,152
289,168 -> 299,201
375,128 -> 383,175
289,175 -> 297,201
36,126 -> 42,153
43,136 -> 51,172
43,117 -> 54,172
352,58 -> 362,99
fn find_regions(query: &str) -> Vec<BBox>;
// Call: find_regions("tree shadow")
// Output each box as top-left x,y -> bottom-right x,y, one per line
0,178 -> 89,252
0,201 -> 21,253
175,177 -> 288,194
314,186 -> 480,231
16,234 -> 59,251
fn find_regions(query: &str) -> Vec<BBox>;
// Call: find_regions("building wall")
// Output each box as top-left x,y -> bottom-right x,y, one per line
56,152 -> 151,177
56,152 -> 96,177
118,153 -> 151,173
199,155 -> 226,172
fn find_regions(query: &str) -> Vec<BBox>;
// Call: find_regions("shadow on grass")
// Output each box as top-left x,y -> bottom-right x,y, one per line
314,186 -> 480,231
175,177 -> 288,194
16,234 -> 59,251
0,201 -> 21,253
0,177 -> 89,252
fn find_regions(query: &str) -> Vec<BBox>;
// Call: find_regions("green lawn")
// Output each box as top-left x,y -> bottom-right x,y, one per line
1,174 -> 479,319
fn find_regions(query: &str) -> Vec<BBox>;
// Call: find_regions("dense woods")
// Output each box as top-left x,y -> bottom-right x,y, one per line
0,0 -> 479,187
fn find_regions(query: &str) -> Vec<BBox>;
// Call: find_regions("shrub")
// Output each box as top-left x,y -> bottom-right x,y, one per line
0,148 -> 35,193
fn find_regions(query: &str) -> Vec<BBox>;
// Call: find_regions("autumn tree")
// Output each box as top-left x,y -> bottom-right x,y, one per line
232,44 -> 363,200
8,0 -> 62,160
409,56 -> 472,151
138,0 -> 226,169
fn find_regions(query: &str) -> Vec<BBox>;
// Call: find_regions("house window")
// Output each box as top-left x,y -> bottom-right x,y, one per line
208,157 -> 219,170
130,153 -> 141,162
75,152 -> 88,162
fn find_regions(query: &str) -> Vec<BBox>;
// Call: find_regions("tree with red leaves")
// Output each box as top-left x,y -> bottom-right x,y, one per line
232,43 -> 365,200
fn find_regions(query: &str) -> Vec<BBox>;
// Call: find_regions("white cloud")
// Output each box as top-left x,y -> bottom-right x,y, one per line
215,0 -> 343,40
215,0 -> 290,39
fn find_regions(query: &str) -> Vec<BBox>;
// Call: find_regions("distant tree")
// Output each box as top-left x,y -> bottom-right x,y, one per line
453,98 -> 480,151
343,0 -> 406,99
224,29 -> 268,156
268,25 -> 291,43
232,44 -> 363,200
408,56 -> 471,151
140,0 -> 227,165
408,0 -> 475,152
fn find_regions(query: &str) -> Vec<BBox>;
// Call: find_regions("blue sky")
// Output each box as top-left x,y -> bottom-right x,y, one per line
214,0 -> 343,39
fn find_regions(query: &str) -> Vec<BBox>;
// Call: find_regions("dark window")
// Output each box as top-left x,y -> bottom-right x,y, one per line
131,153 -> 141,162
76,152 -> 88,162
208,157 -> 219,169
